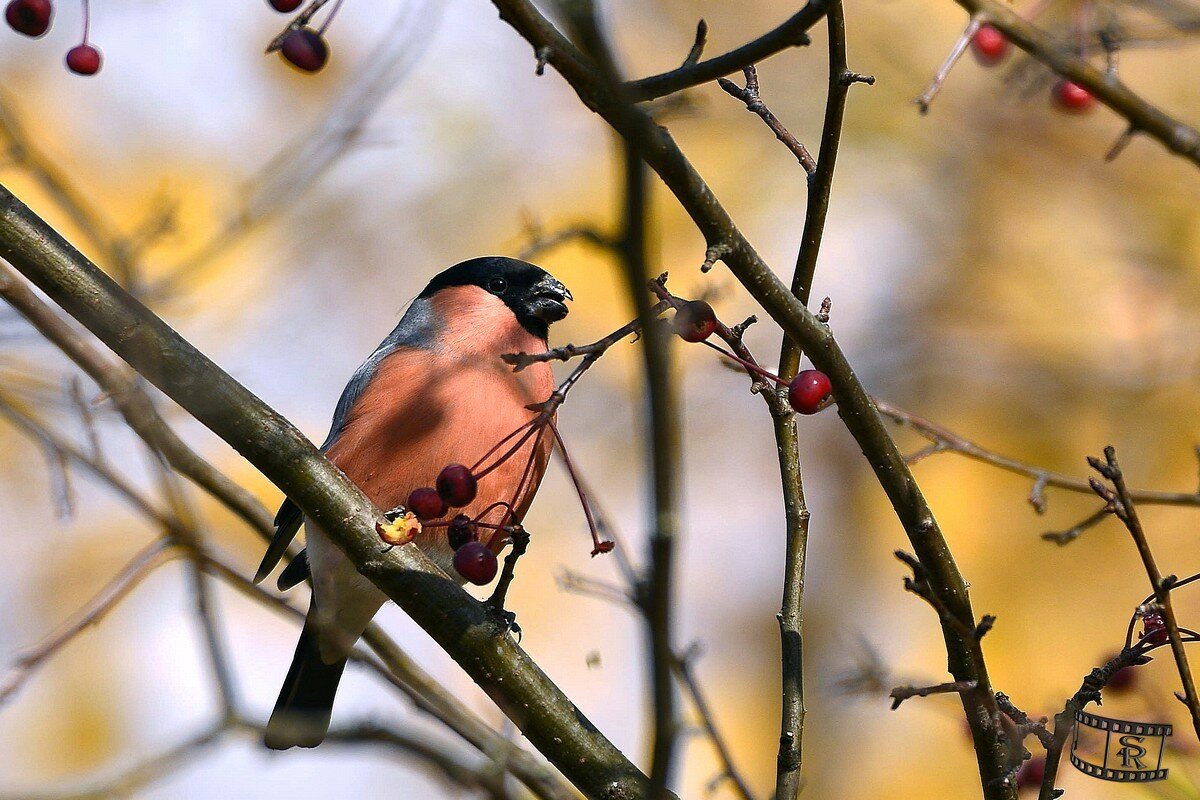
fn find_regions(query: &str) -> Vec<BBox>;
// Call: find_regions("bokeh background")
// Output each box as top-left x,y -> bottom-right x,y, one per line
2,0 -> 1200,798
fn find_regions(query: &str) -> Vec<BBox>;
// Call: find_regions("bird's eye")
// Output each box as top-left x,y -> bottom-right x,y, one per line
486,277 -> 508,294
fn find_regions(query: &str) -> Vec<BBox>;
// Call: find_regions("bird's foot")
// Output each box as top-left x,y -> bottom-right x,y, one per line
485,601 -> 522,642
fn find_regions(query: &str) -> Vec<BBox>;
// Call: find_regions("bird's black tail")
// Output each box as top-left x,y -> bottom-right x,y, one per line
264,616 -> 346,750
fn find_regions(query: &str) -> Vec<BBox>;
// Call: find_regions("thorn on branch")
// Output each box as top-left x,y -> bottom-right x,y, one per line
889,679 -> 977,710
681,19 -> 707,67
728,315 -> 756,342
975,615 -> 996,641
839,70 -> 875,87
535,46 -> 551,76
1105,126 -> 1137,162
701,242 -> 733,273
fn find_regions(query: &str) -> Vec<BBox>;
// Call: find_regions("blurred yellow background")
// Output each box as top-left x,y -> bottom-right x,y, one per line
2,0 -> 1200,798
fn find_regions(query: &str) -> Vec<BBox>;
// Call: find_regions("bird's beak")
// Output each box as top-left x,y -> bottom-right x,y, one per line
530,276 -> 572,323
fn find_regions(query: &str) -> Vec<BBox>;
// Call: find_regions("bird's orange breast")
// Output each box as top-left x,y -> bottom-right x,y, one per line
324,286 -> 555,560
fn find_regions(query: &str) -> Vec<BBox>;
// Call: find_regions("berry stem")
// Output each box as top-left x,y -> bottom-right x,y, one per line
473,416 -> 546,481
80,0 -> 89,44
699,339 -> 788,386
487,425 -> 546,548
470,416 -> 541,475
316,0 -> 345,35
548,420 -> 612,556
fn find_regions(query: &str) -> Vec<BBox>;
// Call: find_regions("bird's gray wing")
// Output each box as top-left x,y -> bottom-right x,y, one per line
252,297 -> 439,584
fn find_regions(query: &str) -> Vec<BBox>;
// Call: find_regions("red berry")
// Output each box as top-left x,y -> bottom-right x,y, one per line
970,24 -> 1010,66
447,514 -> 476,551
436,464 -> 478,508
1141,610 -> 1168,644
453,541 -> 498,585
787,370 -> 832,415
269,0 -> 303,11
5,0 -> 51,37
65,43 -> 101,75
672,300 -> 717,343
407,487 -> 447,521
280,27 -> 328,73
1051,79 -> 1095,113
1015,756 -> 1045,792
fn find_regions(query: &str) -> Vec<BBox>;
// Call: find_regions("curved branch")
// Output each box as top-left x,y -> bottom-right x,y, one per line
623,3 -> 830,102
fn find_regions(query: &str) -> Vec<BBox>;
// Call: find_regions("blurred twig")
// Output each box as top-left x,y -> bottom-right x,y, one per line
947,0 -> 1200,167
0,538 -> 179,706
1089,447 -> 1200,740
875,398 -> 1200,511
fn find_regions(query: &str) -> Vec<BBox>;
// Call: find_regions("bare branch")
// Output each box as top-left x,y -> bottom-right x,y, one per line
0,538 -> 177,706
718,66 -> 817,173
623,4 -> 827,102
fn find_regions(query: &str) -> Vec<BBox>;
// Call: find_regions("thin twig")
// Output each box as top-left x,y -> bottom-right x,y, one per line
876,398 -> 1200,509
0,538 -> 178,706
889,679 -> 978,710
623,4 -> 828,102
1093,447 -> 1200,741
718,66 -> 817,173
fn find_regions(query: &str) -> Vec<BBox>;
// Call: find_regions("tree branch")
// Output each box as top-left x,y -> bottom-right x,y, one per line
623,3 -> 830,102
946,0 -> 1200,168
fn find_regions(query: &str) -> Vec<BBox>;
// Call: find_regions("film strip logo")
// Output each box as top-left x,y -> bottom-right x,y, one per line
1070,710 -> 1171,782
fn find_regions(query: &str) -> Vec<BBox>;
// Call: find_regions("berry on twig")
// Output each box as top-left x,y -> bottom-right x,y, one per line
788,370 -> 832,415
437,464 -> 478,508
672,299 -> 717,343
454,541 -> 498,585
407,486 -> 448,521
280,27 -> 328,73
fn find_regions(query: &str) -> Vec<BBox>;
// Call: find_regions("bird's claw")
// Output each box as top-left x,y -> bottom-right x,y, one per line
486,603 -> 522,642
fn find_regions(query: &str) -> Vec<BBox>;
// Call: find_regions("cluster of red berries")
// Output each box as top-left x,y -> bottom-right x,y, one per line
672,299 -> 833,415
268,0 -> 332,74
969,23 -> 1095,113
393,464 -> 498,586
5,0 -> 101,75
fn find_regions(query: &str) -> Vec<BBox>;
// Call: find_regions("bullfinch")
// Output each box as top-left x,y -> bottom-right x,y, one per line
255,257 -> 572,750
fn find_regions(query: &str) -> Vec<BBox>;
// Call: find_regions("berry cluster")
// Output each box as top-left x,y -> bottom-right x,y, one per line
968,24 -> 1095,113
5,0 -> 101,75
671,299 -> 834,416
379,407 -> 613,585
